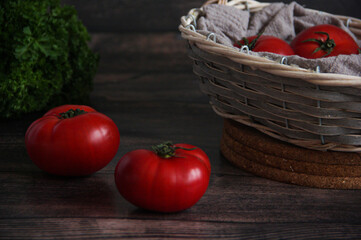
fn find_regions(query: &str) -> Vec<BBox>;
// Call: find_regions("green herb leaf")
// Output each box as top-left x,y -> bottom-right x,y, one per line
0,0 -> 99,118
23,26 -> 32,35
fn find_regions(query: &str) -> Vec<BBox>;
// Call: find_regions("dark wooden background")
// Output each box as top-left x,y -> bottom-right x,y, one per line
62,0 -> 361,33
1,1 -> 361,239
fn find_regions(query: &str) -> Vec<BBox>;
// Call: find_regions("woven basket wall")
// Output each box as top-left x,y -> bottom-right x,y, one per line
179,0 -> 361,152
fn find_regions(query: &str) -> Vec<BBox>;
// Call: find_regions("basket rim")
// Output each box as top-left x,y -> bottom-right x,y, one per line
179,0 -> 361,87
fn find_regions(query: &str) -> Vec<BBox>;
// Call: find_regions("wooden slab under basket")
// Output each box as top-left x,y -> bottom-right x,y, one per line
179,0 -> 361,188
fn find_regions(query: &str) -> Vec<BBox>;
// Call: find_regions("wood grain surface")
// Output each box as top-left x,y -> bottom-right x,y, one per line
61,0 -> 361,33
2,32 -> 361,239
2,0 -> 361,238
2,218 -> 361,239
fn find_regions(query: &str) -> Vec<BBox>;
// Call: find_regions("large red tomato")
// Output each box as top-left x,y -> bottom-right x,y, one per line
291,24 -> 360,59
234,35 -> 295,56
25,105 -> 120,176
114,142 -> 211,212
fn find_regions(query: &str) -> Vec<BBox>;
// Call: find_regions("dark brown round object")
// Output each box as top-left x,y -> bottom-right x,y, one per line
224,119 -> 361,165
223,129 -> 361,177
221,119 -> 361,189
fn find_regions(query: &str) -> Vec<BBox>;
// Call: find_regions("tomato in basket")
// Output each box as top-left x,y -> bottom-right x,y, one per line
290,24 -> 360,59
234,34 -> 295,56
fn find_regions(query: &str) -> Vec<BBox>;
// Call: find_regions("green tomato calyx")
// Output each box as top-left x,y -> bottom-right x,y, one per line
59,108 -> 87,119
152,141 -> 196,159
302,31 -> 336,57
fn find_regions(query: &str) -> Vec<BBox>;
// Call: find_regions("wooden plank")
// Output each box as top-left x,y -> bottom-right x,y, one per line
61,0 -> 361,33
0,144 -> 241,176
266,0 -> 361,19
1,218 -> 361,239
61,0 -> 205,33
89,33 -> 192,74
91,72 -> 204,103
2,25 -> 361,238
1,171 -> 361,223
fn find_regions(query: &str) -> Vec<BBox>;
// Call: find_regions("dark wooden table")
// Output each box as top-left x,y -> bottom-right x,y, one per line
2,1 -> 361,239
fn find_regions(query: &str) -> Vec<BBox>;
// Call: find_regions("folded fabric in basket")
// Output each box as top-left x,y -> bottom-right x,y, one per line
197,2 -> 361,77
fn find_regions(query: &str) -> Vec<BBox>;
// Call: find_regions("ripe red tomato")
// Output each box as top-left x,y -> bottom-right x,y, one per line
291,24 -> 360,59
234,35 -> 295,56
25,105 -> 120,176
114,142 -> 211,212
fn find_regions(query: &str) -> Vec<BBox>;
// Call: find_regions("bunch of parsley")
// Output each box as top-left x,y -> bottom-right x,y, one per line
0,0 -> 99,118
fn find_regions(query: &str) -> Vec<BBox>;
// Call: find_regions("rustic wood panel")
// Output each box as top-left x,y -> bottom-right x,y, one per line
2,171 -> 361,223
1,218 -> 361,239
267,0 -> 361,19
61,0 -> 205,33
2,28 -> 361,238
62,0 -> 361,33
89,33 -> 192,74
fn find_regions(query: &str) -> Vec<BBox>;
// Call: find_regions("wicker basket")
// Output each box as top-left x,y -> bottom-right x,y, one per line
179,0 -> 361,152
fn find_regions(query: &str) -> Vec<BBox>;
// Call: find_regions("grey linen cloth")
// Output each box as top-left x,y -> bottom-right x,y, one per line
197,2 -> 361,76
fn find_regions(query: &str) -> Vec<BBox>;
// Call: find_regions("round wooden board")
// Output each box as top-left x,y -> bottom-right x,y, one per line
221,119 -> 361,189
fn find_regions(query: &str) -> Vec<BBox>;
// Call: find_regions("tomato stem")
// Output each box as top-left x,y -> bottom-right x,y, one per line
238,30 -> 265,50
59,109 -> 87,119
152,141 -> 196,159
302,31 -> 336,57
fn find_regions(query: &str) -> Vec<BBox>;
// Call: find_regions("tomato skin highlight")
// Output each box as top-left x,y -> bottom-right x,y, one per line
234,35 -> 295,56
25,105 -> 120,176
114,144 -> 211,213
290,24 -> 360,59
174,143 -> 211,175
